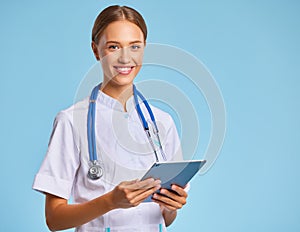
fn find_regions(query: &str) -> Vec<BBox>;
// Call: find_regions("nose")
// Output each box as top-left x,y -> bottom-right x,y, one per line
118,47 -> 131,64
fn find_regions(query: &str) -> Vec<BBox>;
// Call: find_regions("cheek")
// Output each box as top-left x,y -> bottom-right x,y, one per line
99,49 -> 110,60
99,53 -> 115,77
131,51 -> 144,65
100,51 -> 119,66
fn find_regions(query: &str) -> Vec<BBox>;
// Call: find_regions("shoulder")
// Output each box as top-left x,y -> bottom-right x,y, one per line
55,97 -> 89,123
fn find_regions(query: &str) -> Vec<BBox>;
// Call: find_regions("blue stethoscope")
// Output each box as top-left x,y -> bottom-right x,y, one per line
87,84 -> 167,180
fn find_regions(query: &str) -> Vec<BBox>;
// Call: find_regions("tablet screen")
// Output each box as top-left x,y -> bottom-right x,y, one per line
141,160 -> 206,202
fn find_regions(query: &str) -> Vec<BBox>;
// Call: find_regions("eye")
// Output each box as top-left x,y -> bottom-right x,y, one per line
108,45 -> 119,51
131,45 -> 141,50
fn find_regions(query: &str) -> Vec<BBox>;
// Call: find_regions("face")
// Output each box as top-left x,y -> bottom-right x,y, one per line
92,20 -> 145,89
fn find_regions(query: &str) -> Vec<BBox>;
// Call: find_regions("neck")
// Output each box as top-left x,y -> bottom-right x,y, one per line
100,81 -> 133,111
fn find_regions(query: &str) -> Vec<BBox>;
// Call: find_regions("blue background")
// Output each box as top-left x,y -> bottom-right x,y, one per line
0,0 -> 299,231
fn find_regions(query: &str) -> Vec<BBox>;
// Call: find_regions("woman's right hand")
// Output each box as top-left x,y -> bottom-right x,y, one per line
108,178 -> 161,209
45,178 -> 161,231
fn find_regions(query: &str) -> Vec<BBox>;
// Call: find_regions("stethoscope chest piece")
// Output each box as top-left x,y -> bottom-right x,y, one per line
88,163 -> 103,180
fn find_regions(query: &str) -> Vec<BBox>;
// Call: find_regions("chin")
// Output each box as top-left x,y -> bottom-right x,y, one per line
114,72 -> 140,85
108,74 -> 135,87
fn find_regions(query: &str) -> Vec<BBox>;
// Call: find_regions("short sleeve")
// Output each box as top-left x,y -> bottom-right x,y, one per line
32,111 -> 80,199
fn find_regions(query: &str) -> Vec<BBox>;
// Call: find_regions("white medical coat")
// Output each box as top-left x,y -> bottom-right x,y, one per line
33,90 -> 182,232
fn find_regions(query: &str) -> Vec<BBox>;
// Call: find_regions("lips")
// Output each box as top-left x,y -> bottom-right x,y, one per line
114,66 -> 134,75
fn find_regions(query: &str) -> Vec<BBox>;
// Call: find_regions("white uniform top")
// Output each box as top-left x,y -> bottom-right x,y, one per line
33,89 -> 182,232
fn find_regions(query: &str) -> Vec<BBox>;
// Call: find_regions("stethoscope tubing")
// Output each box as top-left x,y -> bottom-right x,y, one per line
87,84 -> 166,165
87,84 -> 100,162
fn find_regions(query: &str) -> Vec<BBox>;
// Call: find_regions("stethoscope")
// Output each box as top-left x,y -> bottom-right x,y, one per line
87,84 -> 167,180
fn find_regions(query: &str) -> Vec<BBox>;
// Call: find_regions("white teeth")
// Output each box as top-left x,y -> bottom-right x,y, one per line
116,67 -> 131,72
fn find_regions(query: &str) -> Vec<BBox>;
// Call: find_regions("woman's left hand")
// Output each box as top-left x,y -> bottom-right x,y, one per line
151,184 -> 188,211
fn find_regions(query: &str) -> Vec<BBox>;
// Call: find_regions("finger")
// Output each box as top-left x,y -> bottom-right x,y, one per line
119,179 -> 149,191
152,191 -> 185,209
130,178 -> 161,191
134,184 -> 161,203
160,188 -> 187,205
127,184 -> 161,205
119,179 -> 139,188
171,185 -> 188,198
118,179 -> 161,205
151,197 -> 178,211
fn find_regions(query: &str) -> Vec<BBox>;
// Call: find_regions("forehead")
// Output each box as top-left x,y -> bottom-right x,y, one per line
100,20 -> 144,43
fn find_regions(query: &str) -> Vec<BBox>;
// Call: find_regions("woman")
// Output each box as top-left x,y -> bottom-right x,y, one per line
33,5 -> 188,232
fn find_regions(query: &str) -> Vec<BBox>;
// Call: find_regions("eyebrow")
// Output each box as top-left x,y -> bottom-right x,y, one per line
106,40 -> 143,45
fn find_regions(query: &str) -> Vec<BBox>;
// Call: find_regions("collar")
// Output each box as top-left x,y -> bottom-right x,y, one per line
97,90 -> 135,113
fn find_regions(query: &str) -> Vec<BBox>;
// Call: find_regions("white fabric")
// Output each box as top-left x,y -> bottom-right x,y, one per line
32,89 -> 182,232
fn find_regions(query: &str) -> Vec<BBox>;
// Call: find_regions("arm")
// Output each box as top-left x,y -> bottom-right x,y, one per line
46,178 -> 161,231
46,191 -> 113,231
161,207 -> 177,227
152,184 -> 188,227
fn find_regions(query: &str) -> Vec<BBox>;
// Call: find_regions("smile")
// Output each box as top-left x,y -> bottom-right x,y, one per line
114,66 -> 134,75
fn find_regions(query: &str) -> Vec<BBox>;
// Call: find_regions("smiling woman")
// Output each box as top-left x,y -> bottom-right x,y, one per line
91,6 -> 147,104
93,20 -> 145,103
32,5 -> 187,232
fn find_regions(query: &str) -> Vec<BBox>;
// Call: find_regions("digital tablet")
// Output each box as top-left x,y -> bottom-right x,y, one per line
141,160 -> 206,202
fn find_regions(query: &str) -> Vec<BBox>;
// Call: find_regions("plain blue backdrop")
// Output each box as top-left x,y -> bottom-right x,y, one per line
0,0 -> 299,231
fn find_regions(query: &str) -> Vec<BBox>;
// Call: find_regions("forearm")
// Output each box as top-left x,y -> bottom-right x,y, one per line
162,208 -> 177,227
45,179 -> 160,231
46,192 -> 114,231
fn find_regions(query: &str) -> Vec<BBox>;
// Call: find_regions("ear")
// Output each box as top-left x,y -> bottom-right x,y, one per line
91,41 -> 100,61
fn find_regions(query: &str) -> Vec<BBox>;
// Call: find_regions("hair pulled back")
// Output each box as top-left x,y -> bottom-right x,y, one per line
92,5 -> 147,43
